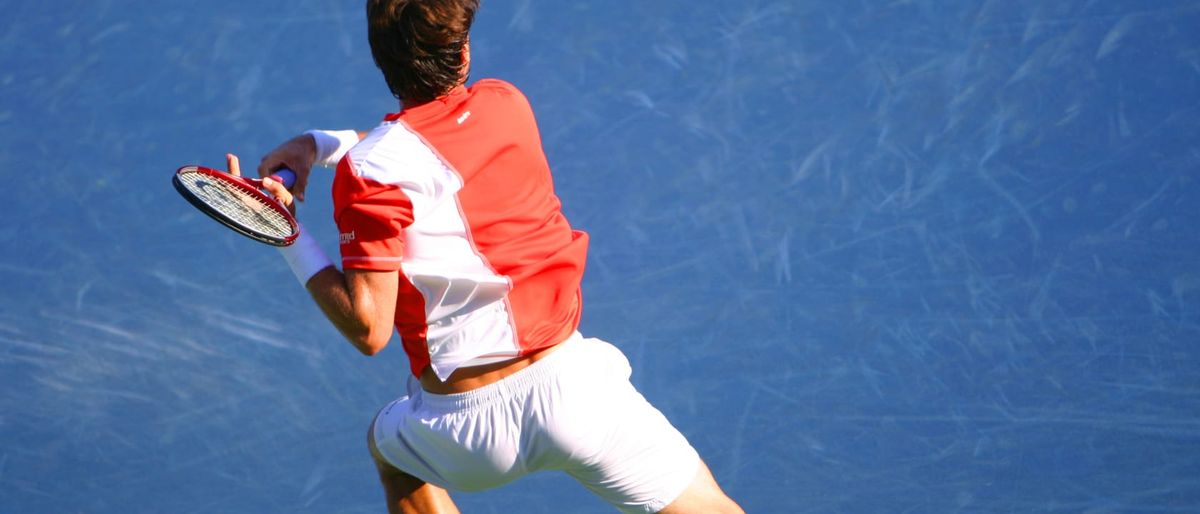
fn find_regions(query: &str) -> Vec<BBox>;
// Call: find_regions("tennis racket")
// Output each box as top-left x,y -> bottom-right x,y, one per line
173,165 -> 299,246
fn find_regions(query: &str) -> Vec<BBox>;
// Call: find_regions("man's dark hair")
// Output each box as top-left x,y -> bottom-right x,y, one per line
367,0 -> 478,105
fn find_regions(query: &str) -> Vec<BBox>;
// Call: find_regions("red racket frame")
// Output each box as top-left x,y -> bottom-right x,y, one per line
173,165 -> 299,246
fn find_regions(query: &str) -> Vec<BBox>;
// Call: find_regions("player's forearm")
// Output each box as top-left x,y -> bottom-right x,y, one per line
277,227 -> 392,355
305,267 -> 390,356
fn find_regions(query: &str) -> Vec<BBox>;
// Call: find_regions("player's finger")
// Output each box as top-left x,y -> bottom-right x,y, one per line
262,176 -> 295,208
227,153 -> 242,177
267,161 -> 307,203
293,173 -> 308,202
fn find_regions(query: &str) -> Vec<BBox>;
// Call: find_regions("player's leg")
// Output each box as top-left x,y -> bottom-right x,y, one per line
369,419 -> 461,514
540,336 -> 744,513
655,460 -> 744,514
373,455 -> 460,514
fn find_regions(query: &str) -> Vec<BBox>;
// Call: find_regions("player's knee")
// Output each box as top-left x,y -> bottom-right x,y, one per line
657,461 -> 744,514
367,417 -> 389,467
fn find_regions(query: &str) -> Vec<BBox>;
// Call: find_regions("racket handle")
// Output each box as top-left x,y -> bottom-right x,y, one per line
270,168 -> 297,189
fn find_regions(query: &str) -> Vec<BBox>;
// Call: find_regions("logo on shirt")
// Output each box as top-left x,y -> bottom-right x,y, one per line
339,231 -> 356,244
457,111 -> 472,124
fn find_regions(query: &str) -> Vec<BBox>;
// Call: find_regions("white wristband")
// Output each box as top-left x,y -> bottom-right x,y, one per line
304,129 -> 360,168
278,224 -> 334,286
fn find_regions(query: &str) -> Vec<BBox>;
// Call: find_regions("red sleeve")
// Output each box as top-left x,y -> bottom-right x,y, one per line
331,158 -> 414,271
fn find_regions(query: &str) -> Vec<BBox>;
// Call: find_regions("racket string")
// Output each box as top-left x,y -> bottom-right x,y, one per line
179,170 -> 292,238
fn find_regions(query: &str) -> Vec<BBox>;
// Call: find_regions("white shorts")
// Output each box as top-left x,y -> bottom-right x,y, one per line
371,333 -> 701,513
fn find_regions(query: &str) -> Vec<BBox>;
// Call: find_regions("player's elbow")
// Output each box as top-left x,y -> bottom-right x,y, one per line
357,338 -> 387,356
352,331 -> 389,356
341,324 -> 390,356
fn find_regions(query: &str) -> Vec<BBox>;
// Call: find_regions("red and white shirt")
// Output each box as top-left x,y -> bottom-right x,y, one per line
328,79 -> 588,380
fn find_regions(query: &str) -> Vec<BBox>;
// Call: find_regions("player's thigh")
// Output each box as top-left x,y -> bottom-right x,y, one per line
655,459 -> 744,514
368,416 -> 420,491
548,338 -> 701,512
368,416 -> 460,514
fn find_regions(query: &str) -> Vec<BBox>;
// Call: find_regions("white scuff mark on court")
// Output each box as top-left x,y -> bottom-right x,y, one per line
975,166 -> 1041,248
1006,38 -> 1053,86
653,43 -> 688,70
1115,100 -> 1132,138
0,334 -> 70,361
730,206 -> 759,272
194,305 -> 283,333
194,306 -> 320,357
717,3 -> 791,42
790,137 -> 835,186
212,319 -> 295,352
775,231 -> 792,284
725,386 -> 757,491
301,464 -> 327,507
1096,14 -> 1137,60
801,224 -> 913,261
88,22 -> 129,45
167,335 -> 224,360
0,262 -> 54,276
625,90 -> 656,111
508,0 -> 535,32
155,388 -> 278,430
226,65 -> 263,123
51,316 -> 140,345
147,268 -> 210,292
1021,4 -> 1047,43
1171,274 -> 1200,326
1103,176 -> 1175,237
34,373 -> 158,405
1027,255 -> 1060,321
74,279 -> 94,312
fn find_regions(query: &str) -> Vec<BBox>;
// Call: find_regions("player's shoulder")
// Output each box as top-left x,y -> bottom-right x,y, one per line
471,78 -> 524,96
470,78 -> 532,107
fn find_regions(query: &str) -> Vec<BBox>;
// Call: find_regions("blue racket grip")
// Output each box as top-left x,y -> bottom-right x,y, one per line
269,168 -> 297,189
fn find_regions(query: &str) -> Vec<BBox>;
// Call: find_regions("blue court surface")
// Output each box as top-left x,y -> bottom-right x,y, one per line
2,1 -> 1199,512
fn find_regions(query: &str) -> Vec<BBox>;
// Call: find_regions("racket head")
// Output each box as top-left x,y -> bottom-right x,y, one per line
173,165 -> 299,246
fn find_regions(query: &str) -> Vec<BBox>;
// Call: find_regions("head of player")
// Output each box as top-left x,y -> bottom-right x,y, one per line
366,0 -> 478,107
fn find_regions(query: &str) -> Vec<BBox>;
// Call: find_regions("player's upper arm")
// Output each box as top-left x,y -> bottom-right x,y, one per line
332,154 -> 416,272
344,267 -> 399,355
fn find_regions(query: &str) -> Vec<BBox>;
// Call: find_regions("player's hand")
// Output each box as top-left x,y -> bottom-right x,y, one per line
228,153 -> 296,215
257,134 -> 317,202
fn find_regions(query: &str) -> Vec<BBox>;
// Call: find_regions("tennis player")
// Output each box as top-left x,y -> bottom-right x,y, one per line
238,1 -> 744,512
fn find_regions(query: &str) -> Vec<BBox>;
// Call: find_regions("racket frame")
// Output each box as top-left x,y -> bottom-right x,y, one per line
172,165 -> 300,246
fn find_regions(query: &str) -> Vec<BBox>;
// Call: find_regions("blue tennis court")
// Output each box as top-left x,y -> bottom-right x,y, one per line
1,1 -> 1198,512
